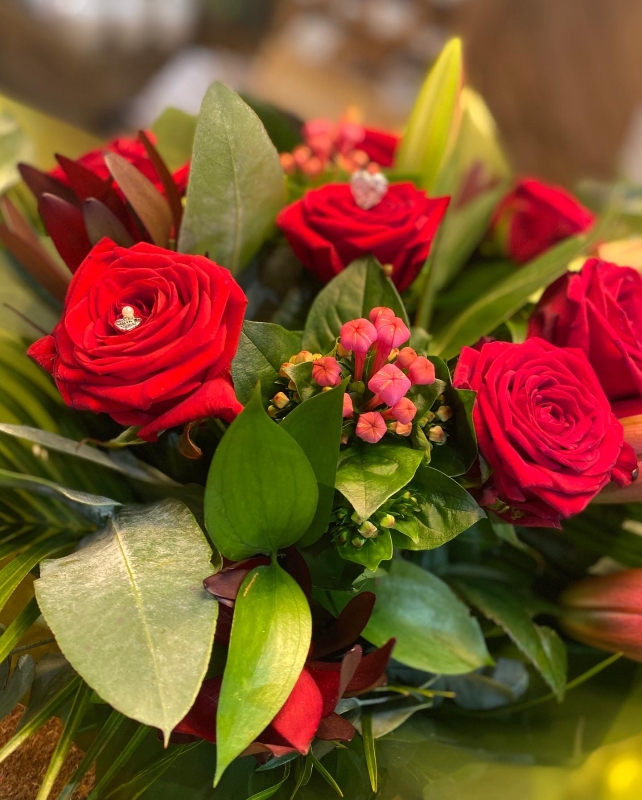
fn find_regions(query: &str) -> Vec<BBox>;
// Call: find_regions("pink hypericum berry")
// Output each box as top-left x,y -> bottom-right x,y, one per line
375,316 -> 410,348
356,412 -> 387,444
390,396 -> 417,424
343,393 -> 354,418
396,347 -> 418,369
408,357 -> 436,386
312,356 -> 342,387
369,306 -> 395,325
340,318 -> 377,353
368,364 -> 412,407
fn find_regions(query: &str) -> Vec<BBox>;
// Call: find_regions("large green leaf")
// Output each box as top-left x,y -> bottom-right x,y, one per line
231,321 -> 302,405
335,442 -> 423,520
302,257 -> 409,355
392,465 -> 485,550
394,38 -> 463,191
281,382 -> 346,547
204,387 -> 318,560
363,560 -> 491,674
178,83 -> 286,273
215,562 -> 311,783
431,234 -> 588,359
453,578 -> 567,700
151,107 -> 197,171
35,500 -> 218,742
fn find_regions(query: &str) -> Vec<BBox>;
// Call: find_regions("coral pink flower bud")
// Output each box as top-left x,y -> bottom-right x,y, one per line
343,393 -> 354,418
390,397 -> 417,424
356,412 -> 387,444
340,318 -> 377,381
408,356 -> 436,386
312,356 -> 342,387
368,364 -> 411,407
369,306 -> 395,324
396,347 -> 418,369
375,316 -> 410,348
560,570 -> 642,661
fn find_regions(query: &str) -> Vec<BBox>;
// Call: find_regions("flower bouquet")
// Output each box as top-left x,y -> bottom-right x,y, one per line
2,37 -> 642,800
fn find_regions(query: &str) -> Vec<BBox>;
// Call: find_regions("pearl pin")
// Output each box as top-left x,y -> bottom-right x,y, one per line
115,305 -> 142,332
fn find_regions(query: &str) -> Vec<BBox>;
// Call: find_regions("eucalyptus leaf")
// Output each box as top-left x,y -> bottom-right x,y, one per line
302,257 -> 409,355
35,500 -> 219,741
335,442 -> 423,520
215,562 -> 311,783
363,560 -> 491,674
231,321 -> 302,405
178,82 -> 286,273
205,386 -> 318,560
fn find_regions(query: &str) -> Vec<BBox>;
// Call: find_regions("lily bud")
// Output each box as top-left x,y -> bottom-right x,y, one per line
408,356 -> 436,386
396,347 -> 418,369
429,425 -> 446,444
436,405 -> 453,422
367,364 -> 411,408
560,570 -> 642,661
272,392 -> 290,409
356,411 -> 387,444
312,356 -> 342,387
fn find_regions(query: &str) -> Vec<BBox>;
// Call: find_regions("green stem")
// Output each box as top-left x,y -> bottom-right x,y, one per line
0,596 -> 41,663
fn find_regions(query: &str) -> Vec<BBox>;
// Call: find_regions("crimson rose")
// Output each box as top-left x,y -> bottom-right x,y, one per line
28,239 -> 246,441
493,178 -> 594,263
529,259 -> 642,408
277,183 -> 449,292
453,338 -> 636,527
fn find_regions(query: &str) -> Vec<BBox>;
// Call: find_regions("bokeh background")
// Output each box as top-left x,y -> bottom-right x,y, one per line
2,1 -> 642,798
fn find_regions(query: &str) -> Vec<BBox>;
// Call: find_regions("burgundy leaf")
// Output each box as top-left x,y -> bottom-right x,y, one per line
82,198 -> 135,248
139,130 -> 184,234
307,645 -> 362,718
316,713 -> 356,742
173,676 -> 221,743
0,223 -> 69,302
39,194 -> 92,273
345,639 -> 395,696
18,163 -> 80,207
312,592 -> 376,658
204,557 -> 271,602
284,547 -> 312,600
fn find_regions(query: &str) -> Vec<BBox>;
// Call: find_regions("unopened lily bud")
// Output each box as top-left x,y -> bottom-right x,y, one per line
394,421 -> 413,437
396,347 -> 418,369
436,405 -> 453,422
267,405 -> 278,418
561,570 -> 642,661
408,357 -> 436,386
312,356 -> 342,387
352,536 -> 366,549
343,393 -> 354,418
356,411 -> 387,444
379,513 -> 395,528
359,520 -> 378,537
272,392 -> 290,409
368,364 -> 411,407
369,306 -> 395,324
429,425 -> 446,444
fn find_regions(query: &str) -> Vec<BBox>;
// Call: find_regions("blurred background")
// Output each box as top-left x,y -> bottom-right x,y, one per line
3,1 -> 642,798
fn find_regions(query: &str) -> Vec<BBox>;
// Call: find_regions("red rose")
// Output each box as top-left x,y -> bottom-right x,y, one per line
28,239 -> 246,441
493,178 -> 594,263
529,259 -> 642,410
277,183 -> 449,292
453,338 -> 636,528
356,127 -> 400,168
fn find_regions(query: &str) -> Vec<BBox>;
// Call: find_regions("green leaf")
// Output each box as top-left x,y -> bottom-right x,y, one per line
302,257 -> 409,355
431,234 -> 589,359
0,654 -> 34,720
151,107 -> 197,171
246,763 -> 292,800
0,248 -> 60,339
241,94 -> 302,153
0,109 -> 31,193
0,534 -> 70,614
0,596 -> 41,664
338,527 -> 394,572
392,465 -> 485,550
204,386 -> 318,560
281,383 -> 347,546
361,711 -> 378,793
363,560 -> 491,674
86,725 -> 150,800
232,321 -> 302,405
454,578 -> 567,701
178,82 -> 286,273
335,442 -> 423,520
310,752 -> 344,797
429,387 -> 477,477
282,361 -> 317,403
215,562 -> 311,784
395,38 -> 463,191
35,500 -> 218,742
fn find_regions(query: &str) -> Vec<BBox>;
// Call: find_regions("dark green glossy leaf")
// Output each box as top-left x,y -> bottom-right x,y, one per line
240,94 -> 302,153
36,500 -> 218,742
231,320 -> 302,405
363,559 -> 491,674
215,562 -> 311,783
429,387 -> 477,477
178,82 -> 286,273
281,383 -> 346,546
302,257 -> 409,355
205,386 -> 318,560
335,442 -> 423,520
282,361 -> 317,403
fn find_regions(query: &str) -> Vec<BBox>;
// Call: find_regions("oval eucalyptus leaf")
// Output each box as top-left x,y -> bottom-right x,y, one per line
231,321 -> 302,406
281,382 -> 347,547
215,562 -> 311,784
178,82 -> 286,273
35,499 -> 219,742
363,560 -> 491,674
204,386 -> 318,560
302,257 -> 409,355
335,442 -> 423,520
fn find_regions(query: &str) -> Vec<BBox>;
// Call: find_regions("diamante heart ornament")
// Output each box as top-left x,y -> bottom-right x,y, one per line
350,170 -> 389,210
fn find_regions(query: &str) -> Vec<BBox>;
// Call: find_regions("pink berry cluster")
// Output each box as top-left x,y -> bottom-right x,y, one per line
312,307 -> 437,444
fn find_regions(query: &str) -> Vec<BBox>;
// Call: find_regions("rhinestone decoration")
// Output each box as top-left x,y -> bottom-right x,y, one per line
350,169 -> 389,210
114,306 -> 142,332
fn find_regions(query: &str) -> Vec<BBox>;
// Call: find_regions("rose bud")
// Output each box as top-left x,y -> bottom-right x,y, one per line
312,356 -> 342,387
408,357 -> 436,386
356,411 -> 387,444
367,364 -> 412,408
389,396 -> 417,424
560,570 -> 642,661
343,393 -> 354,418
396,347 -> 418,369
368,306 -> 395,324
340,318 -> 377,381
